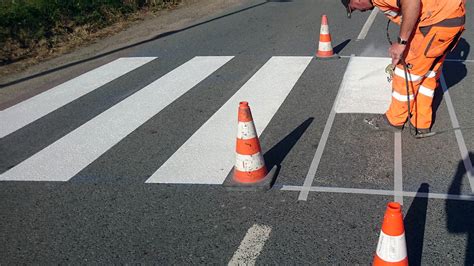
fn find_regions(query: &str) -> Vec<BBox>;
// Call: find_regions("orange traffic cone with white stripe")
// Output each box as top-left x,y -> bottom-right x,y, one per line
373,202 -> 408,265
316,14 -> 339,59
223,101 -> 277,191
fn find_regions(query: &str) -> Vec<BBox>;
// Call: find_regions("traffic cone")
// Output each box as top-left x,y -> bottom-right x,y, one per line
223,101 -> 277,191
316,15 -> 339,59
373,202 -> 408,265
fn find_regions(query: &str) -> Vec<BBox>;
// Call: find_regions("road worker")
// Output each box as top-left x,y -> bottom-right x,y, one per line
341,0 -> 466,134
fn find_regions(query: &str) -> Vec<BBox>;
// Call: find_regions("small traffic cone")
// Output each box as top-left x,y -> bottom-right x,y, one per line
316,15 -> 339,59
223,101 -> 277,191
373,202 -> 408,265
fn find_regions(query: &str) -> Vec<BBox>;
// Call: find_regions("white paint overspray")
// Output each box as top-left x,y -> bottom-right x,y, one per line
360,43 -> 388,57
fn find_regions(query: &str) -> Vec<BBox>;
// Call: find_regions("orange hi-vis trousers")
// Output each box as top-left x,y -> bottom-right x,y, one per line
385,6 -> 465,130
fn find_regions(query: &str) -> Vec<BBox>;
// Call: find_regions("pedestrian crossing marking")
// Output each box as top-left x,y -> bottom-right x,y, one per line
0,56 -> 233,181
146,56 -> 312,184
0,57 -> 156,138
335,57 -> 391,114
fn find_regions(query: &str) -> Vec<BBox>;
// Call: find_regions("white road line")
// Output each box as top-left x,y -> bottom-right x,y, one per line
440,74 -> 474,192
297,55 -> 353,201
339,56 -> 474,64
357,8 -> 379,40
394,132 -> 403,205
0,56 -> 233,182
282,185 -> 474,202
146,56 -> 312,184
0,57 -> 156,138
445,58 -> 474,63
228,224 -> 271,266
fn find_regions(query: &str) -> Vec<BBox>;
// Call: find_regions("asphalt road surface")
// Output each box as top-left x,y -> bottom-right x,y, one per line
1,0 -> 473,264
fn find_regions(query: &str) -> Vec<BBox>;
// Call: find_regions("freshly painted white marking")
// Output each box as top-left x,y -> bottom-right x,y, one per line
440,74 -> 474,192
146,56 -> 312,184
357,8 -> 379,40
0,57 -> 156,138
298,55 -> 354,201
394,132 -> 403,205
0,57 -> 233,181
335,57 -> 392,114
228,224 -> 271,266
282,185 -> 474,201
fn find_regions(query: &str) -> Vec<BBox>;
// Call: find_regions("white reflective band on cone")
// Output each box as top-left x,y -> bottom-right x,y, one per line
235,153 -> 265,172
425,70 -> 437,78
392,91 -> 414,102
394,67 -> 422,82
318,42 -> 333,52
320,25 -> 329,34
376,231 -> 407,263
418,85 -> 435,98
237,121 -> 257,140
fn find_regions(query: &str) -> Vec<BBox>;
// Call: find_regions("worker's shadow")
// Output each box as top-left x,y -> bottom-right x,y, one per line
432,38 -> 469,126
445,152 -> 474,265
443,37 -> 470,88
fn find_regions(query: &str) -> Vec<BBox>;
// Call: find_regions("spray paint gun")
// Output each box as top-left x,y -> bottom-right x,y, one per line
385,63 -> 413,83
385,64 -> 395,83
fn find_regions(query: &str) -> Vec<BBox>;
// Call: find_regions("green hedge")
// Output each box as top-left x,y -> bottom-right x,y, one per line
0,0 -> 179,64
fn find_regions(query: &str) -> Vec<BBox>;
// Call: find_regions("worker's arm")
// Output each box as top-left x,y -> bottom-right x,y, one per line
389,0 -> 421,66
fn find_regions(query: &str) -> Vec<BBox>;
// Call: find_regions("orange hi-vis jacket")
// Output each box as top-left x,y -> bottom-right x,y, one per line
372,0 -> 465,130
373,0 -> 464,27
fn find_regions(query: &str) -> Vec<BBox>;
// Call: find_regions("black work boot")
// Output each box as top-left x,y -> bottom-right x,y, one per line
364,114 -> 403,132
415,128 -> 431,134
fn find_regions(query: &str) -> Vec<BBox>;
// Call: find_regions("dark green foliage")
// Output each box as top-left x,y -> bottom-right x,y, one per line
0,0 -> 179,64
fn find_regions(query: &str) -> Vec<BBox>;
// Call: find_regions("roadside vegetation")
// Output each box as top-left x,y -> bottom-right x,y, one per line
0,0 -> 181,66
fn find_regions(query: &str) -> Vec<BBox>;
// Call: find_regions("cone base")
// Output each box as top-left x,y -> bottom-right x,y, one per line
223,165 -> 277,191
316,53 -> 340,60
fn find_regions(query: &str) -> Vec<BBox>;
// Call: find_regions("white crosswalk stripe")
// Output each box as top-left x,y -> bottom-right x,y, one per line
146,56 -> 312,184
0,57 -> 156,138
0,56 -> 314,183
0,56 -> 232,182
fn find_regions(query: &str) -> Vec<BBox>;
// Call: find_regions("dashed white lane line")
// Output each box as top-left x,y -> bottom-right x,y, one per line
0,57 -> 156,138
282,185 -> 474,202
0,56 -> 232,182
228,224 -> 271,266
147,56 -> 312,184
440,74 -> 474,192
357,8 -> 379,40
394,132 -> 404,205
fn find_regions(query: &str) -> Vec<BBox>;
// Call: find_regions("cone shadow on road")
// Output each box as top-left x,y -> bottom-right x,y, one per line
333,39 -> 351,54
263,117 -> 313,183
446,152 -> 474,265
405,183 -> 429,266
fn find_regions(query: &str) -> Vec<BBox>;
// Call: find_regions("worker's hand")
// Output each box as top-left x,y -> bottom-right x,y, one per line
389,43 -> 406,67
